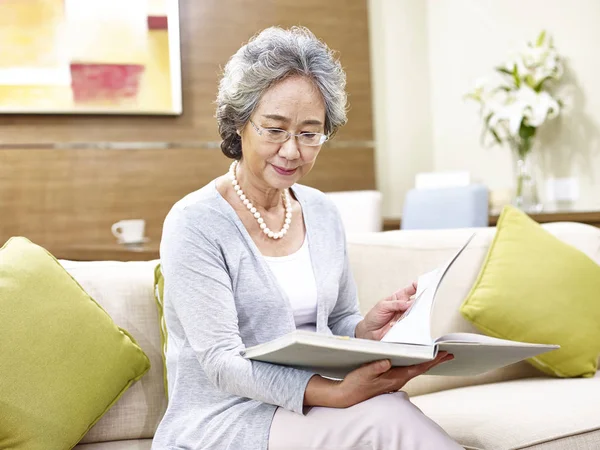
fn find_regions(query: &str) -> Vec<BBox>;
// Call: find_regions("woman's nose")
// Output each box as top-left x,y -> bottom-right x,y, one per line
278,136 -> 300,159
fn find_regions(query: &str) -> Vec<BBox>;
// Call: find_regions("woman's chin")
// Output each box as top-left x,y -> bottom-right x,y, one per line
268,178 -> 297,191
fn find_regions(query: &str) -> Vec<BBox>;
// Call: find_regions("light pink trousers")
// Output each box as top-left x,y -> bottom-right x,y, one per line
268,391 -> 463,450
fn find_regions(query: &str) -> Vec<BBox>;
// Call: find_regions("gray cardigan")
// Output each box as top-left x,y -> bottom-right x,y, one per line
151,180 -> 363,450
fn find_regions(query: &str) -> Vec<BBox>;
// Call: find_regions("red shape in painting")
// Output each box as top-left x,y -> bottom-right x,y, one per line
147,16 -> 168,30
70,63 -> 145,103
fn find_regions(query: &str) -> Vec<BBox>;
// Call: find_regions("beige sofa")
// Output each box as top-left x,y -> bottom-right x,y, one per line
62,222 -> 600,450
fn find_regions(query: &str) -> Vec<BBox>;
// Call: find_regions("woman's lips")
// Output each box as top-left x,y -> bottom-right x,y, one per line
272,164 -> 298,176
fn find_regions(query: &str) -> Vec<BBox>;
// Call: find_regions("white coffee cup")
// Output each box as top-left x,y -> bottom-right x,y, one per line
111,219 -> 146,244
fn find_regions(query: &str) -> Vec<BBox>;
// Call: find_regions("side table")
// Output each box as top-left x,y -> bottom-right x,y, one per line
53,242 -> 160,262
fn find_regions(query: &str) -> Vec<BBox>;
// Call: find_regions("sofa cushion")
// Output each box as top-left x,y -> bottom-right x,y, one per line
346,222 -> 600,396
0,237 -> 150,450
59,259 -> 167,444
411,374 -> 600,450
460,205 -> 600,377
74,439 -> 152,450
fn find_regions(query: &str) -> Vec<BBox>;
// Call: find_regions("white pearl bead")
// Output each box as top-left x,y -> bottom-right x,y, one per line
283,223 -> 289,230
240,194 -> 246,201
260,223 -> 266,229
285,218 -> 291,225
246,202 -> 253,210
285,212 -> 292,219
268,231 -> 274,238
254,212 -> 260,219
263,228 -> 270,234
281,229 -> 287,235
243,199 -> 249,205
250,207 -> 257,213
273,233 -> 280,239
234,184 -> 239,191
257,217 -> 264,224
231,179 -> 236,185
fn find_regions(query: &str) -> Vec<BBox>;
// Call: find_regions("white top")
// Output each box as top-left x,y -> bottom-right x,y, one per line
263,237 -> 318,332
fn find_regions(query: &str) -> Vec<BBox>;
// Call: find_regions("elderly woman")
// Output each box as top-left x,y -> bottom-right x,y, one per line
152,27 -> 462,450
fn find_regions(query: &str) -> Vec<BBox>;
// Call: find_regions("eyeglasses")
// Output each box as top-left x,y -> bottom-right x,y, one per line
249,120 -> 328,146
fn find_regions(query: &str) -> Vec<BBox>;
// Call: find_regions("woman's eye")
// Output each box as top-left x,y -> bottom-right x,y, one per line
266,128 -> 286,136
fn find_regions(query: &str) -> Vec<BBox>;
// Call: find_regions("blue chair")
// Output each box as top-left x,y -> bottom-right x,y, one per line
401,184 -> 489,230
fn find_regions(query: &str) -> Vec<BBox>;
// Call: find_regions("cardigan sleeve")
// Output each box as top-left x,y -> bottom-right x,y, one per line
327,237 -> 364,337
326,205 -> 364,338
160,206 -> 315,415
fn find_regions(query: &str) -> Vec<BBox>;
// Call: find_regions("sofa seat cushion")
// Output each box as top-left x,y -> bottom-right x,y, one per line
74,439 -> 152,450
411,375 -> 600,450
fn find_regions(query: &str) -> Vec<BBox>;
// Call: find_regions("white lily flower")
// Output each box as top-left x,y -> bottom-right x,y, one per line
504,51 -> 528,76
543,50 -> 563,79
514,86 -> 560,127
522,45 -> 548,68
507,102 -> 526,136
465,31 -> 564,150
488,101 -> 525,137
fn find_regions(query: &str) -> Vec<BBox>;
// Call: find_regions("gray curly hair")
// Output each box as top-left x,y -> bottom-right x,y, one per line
215,26 -> 348,159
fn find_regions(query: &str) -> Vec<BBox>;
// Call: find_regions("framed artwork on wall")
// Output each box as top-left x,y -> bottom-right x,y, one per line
0,0 -> 182,115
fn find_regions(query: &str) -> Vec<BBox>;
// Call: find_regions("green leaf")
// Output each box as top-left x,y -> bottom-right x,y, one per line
536,30 -> 547,47
480,113 -> 503,147
490,127 -> 502,145
512,64 -> 521,88
496,67 -> 513,76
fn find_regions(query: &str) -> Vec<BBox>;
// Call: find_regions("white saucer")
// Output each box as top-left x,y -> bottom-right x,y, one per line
117,237 -> 150,245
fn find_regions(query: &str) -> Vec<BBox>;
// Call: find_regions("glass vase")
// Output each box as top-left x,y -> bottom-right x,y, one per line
512,151 -> 543,213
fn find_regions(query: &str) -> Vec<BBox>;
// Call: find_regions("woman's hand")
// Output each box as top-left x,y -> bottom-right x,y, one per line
355,282 -> 418,341
333,352 -> 453,408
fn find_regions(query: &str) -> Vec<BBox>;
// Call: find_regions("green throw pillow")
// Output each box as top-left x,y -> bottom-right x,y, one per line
153,262 -> 169,399
0,237 -> 151,450
460,205 -> 600,378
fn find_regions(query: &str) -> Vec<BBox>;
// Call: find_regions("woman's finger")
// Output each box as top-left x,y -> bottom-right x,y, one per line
383,299 -> 412,312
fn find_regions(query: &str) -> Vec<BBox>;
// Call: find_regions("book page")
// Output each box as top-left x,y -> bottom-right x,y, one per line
380,268 -> 439,345
381,233 -> 476,346
427,338 -> 559,376
434,332 -> 551,346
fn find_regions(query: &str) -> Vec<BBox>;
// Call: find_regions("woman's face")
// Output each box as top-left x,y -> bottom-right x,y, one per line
239,75 -> 327,191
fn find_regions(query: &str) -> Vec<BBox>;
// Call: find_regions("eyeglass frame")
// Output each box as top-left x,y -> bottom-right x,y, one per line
248,120 -> 329,146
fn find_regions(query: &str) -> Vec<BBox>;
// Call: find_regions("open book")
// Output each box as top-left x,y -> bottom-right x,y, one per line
243,234 -> 559,378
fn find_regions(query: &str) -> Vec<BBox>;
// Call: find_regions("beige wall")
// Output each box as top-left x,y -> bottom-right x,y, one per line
370,0 -> 600,217
368,0 -> 433,218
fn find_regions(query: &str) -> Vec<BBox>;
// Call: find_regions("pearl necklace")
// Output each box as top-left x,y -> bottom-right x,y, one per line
229,161 -> 292,240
